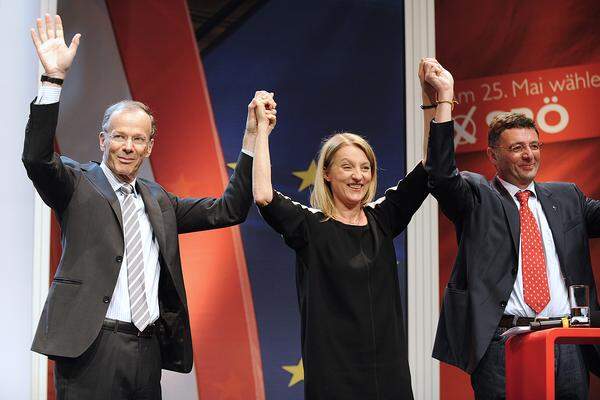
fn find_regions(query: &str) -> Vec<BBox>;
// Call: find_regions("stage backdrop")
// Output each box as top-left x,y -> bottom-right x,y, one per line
435,0 -> 600,398
46,1 -> 408,399
203,1 -> 408,398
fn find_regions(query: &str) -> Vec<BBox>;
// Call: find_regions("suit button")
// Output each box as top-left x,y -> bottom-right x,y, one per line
511,267 -> 518,275
500,300 -> 507,308
116,256 -> 123,263
103,296 -> 110,303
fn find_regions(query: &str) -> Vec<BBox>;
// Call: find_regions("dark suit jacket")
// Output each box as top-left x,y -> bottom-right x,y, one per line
23,102 -> 253,373
424,120 -> 600,374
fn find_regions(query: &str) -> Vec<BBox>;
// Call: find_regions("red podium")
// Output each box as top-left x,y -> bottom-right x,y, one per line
505,328 -> 600,399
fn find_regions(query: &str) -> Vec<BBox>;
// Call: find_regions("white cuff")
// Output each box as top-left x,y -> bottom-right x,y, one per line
35,86 -> 62,104
241,148 -> 255,158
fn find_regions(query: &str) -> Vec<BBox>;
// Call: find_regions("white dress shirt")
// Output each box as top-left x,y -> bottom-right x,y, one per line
100,163 -> 161,324
499,178 -> 570,317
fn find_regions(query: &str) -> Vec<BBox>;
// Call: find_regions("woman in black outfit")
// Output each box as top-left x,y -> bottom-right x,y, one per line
251,60 -> 454,399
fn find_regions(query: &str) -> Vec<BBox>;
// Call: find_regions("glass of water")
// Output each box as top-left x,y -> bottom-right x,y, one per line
569,285 -> 590,326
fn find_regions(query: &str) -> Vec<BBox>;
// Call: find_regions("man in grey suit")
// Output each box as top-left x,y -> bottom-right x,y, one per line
24,15 -> 276,399
421,58 -> 600,399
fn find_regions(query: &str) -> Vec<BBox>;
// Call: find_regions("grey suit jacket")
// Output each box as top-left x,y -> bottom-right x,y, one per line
425,120 -> 600,374
23,102 -> 253,373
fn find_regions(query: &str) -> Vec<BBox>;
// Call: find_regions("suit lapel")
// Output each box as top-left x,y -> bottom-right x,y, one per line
85,163 -> 123,229
492,177 -> 520,254
136,180 -> 167,254
535,183 -> 566,270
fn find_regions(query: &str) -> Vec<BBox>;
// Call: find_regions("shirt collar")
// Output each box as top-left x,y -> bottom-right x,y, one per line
497,176 -> 536,199
100,162 -> 138,195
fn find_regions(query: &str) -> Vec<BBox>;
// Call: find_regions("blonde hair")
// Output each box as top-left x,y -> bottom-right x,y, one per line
310,133 -> 378,220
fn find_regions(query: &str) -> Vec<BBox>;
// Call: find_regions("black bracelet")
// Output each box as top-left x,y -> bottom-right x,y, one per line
420,103 -> 437,110
40,75 -> 64,86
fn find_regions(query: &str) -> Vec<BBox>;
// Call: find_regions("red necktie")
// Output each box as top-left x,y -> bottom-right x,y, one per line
516,190 -> 550,314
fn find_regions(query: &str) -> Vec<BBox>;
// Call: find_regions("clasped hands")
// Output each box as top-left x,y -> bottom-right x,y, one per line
245,91 -> 277,137
418,57 -> 454,105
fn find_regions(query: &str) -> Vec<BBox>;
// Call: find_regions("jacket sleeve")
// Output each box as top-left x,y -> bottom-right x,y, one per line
22,102 -> 77,213
424,120 -> 477,222
578,185 -> 600,238
170,151 -> 254,233
366,162 -> 429,237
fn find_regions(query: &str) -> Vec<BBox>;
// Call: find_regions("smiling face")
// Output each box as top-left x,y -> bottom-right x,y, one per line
324,144 -> 373,211
487,127 -> 540,189
99,108 -> 154,182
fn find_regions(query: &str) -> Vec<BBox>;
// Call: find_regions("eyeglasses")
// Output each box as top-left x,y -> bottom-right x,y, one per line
493,142 -> 543,153
105,132 -> 151,147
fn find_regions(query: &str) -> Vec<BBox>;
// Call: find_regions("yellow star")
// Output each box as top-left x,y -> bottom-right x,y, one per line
227,162 -> 237,170
292,160 -> 317,191
282,358 -> 304,387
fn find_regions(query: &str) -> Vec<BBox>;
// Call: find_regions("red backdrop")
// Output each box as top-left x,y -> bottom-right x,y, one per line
435,0 -> 600,398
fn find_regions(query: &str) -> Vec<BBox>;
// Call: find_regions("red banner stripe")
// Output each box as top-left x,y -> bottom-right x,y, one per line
106,1 -> 264,398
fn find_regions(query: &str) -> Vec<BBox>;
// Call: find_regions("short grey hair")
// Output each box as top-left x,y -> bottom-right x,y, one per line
101,100 -> 157,138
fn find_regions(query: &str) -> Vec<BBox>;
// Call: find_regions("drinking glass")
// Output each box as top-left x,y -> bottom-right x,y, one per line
569,285 -> 590,326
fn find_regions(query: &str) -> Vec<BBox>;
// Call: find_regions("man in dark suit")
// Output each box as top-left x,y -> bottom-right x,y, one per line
24,15 -> 276,399
421,58 -> 599,399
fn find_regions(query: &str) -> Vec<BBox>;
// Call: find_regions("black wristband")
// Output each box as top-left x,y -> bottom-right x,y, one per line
40,75 -> 64,86
420,103 -> 437,110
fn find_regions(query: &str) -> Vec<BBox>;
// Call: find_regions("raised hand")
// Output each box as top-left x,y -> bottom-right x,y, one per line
242,90 -> 276,153
419,58 -> 454,101
418,58 -> 437,104
30,14 -> 81,79
245,90 -> 276,136
255,102 -> 277,135
250,92 -> 277,206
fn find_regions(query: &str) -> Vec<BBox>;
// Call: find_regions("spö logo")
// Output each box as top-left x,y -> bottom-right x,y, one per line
451,63 -> 599,153
486,96 -> 569,135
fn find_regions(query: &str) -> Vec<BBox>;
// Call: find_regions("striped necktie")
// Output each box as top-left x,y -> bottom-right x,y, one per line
120,184 -> 150,331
